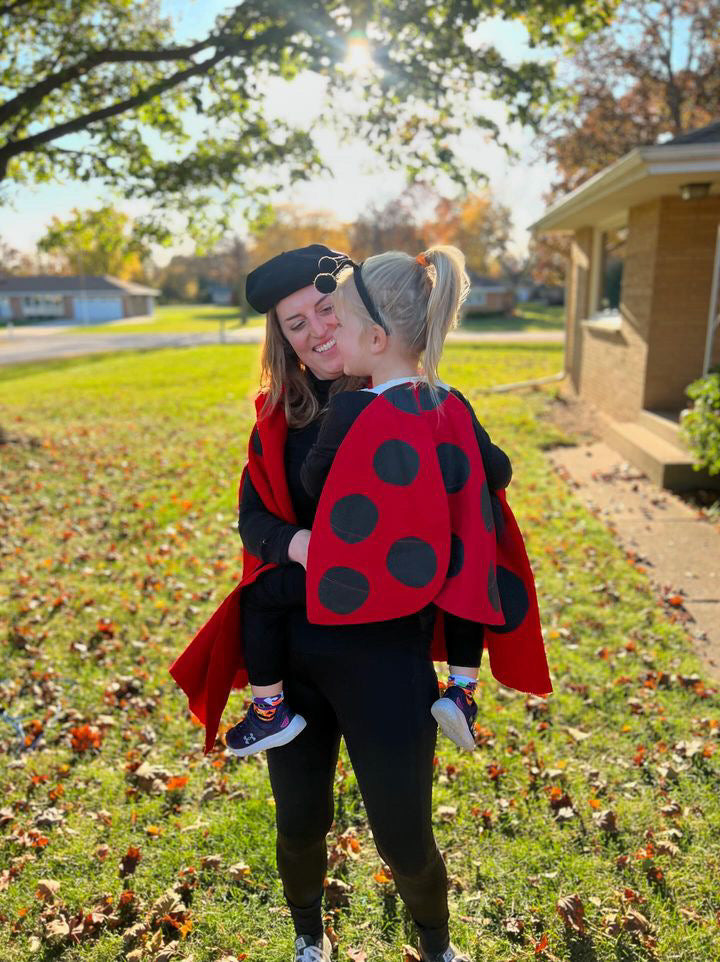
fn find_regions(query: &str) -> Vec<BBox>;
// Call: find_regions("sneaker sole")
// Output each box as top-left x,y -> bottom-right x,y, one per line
226,714 -> 307,758
431,699 -> 476,751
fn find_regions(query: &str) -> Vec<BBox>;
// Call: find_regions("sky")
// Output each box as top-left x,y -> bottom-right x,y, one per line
0,1 -> 562,265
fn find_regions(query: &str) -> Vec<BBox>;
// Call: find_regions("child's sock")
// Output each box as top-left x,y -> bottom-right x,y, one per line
252,691 -> 284,722
447,673 -> 477,705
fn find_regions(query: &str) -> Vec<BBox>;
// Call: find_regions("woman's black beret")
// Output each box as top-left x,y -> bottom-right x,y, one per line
245,244 -> 348,313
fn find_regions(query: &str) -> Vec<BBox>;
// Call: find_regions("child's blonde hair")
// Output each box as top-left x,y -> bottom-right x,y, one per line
332,245 -> 470,388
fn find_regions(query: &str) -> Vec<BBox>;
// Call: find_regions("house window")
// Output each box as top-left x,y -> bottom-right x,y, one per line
599,226 -> 627,312
22,294 -> 65,317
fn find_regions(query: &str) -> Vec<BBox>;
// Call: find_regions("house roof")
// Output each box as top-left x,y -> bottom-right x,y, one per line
665,121 -> 720,145
0,275 -> 160,296
529,122 -> 720,234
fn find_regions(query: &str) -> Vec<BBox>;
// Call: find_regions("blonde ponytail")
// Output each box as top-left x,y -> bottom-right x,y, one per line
332,244 -> 469,389
421,245 -> 469,387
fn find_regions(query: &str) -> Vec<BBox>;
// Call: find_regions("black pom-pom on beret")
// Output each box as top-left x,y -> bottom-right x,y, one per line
245,244 -> 348,314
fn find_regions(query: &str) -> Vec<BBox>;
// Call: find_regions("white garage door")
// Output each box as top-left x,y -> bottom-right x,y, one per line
73,297 -> 123,322
0,298 -> 10,319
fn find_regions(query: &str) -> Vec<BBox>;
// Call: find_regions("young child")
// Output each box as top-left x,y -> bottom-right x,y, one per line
225,245 -> 516,757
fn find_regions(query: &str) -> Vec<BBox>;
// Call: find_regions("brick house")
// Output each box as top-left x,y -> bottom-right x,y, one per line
529,121 -> 720,490
462,271 -> 514,316
0,275 -> 159,324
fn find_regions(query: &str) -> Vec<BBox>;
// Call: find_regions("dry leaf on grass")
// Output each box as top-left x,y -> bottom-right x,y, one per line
35,878 -> 60,902
556,894 -> 586,934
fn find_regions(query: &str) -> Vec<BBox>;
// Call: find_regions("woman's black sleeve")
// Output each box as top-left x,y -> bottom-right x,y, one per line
237,472 -> 302,566
450,389 -> 512,490
300,392 -> 375,501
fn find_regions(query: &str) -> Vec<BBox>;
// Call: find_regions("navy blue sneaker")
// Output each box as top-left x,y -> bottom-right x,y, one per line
225,700 -> 307,757
430,686 -> 477,751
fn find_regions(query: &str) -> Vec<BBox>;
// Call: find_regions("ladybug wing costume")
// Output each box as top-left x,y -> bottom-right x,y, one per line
306,381 -> 552,696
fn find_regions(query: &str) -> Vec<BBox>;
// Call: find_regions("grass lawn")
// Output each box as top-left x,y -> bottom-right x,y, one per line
459,302 -> 564,333
67,304 -> 265,335
1,343 -> 718,962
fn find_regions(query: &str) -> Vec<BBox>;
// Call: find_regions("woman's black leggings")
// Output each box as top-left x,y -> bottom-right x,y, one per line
266,607 -> 451,956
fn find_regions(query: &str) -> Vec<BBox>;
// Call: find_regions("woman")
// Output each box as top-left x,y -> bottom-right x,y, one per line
171,244 -> 489,962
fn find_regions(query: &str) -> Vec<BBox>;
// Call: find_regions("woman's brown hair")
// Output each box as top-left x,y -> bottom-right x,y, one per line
260,306 -> 365,428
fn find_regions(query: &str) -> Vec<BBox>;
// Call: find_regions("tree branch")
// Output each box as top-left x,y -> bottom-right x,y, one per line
0,27 -> 292,170
0,0 -> 38,15
0,35 -> 235,127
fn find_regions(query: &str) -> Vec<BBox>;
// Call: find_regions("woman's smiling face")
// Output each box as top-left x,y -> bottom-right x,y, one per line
275,284 -> 343,379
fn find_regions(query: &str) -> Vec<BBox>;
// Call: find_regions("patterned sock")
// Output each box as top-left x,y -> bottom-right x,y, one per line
252,691 -> 284,721
447,673 -> 477,704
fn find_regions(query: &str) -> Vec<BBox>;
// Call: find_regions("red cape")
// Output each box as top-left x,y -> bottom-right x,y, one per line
168,393 -> 293,754
169,387 -> 551,754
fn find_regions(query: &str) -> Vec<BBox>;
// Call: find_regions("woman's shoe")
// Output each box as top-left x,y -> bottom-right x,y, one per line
430,686 -> 477,751
225,701 -> 307,757
294,933 -> 333,961
420,943 -> 471,962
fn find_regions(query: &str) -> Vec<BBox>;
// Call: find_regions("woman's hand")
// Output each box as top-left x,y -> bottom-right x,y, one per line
288,528 -> 312,569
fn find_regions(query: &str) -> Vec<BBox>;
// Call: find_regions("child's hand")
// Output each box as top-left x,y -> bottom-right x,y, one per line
288,528 -> 311,569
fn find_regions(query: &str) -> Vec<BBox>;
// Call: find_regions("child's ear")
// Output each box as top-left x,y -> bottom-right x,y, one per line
369,326 -> 388,354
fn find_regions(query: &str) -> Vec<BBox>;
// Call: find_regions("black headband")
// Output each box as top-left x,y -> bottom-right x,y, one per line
314,256 -> 389,334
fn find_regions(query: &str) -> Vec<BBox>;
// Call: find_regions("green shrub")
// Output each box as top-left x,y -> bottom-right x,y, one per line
681,367 -> 720,475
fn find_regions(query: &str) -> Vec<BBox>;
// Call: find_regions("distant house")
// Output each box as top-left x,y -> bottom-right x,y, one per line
531,283 -> 565,306
205,282 -> 233,306
529,120 -> 720,490
462,272 -> 514,316
0,275 -> 159,323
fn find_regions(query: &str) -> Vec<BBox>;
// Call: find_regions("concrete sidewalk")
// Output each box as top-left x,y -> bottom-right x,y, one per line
0,327 -> 564,366
550,440 -> 720,681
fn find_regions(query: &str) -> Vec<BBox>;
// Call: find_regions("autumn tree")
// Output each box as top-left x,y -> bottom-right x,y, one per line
349,184 -> 436,260
422,192 -> 513,275
247,206 -> 354,269
538,0 -> 720,196
37,206 -> 151,280
0,238 -> 34,275
0,0 -> 618,236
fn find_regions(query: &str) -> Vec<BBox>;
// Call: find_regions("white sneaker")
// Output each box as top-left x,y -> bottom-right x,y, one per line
420,944 -> 471,962
294,933 -> 332,961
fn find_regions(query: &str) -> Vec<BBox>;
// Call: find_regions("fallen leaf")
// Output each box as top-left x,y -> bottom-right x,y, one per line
227,862 -> 251,882
119,846 -> 142,878
566,727 -> 592,742
35,879 -> 60,902
44,917 -> 70,942
557,894 -> 586,933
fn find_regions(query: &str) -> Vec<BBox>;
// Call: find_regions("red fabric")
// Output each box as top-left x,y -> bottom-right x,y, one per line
169,385 -> 551,755
306,385 -> 552,696
306,390 -> 504,625
168,394 -> 294,754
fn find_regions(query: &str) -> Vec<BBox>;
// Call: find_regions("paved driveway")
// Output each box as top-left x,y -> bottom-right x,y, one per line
0,326 -> 564,367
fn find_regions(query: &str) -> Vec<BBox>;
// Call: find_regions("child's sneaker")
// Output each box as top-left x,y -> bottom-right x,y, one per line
225,700 -> 306,757
293,933 -> 332,961
420,943 -> 471,962
430,686 -> 477,751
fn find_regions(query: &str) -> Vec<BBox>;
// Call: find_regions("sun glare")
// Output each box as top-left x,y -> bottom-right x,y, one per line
344,30 -> 374,74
